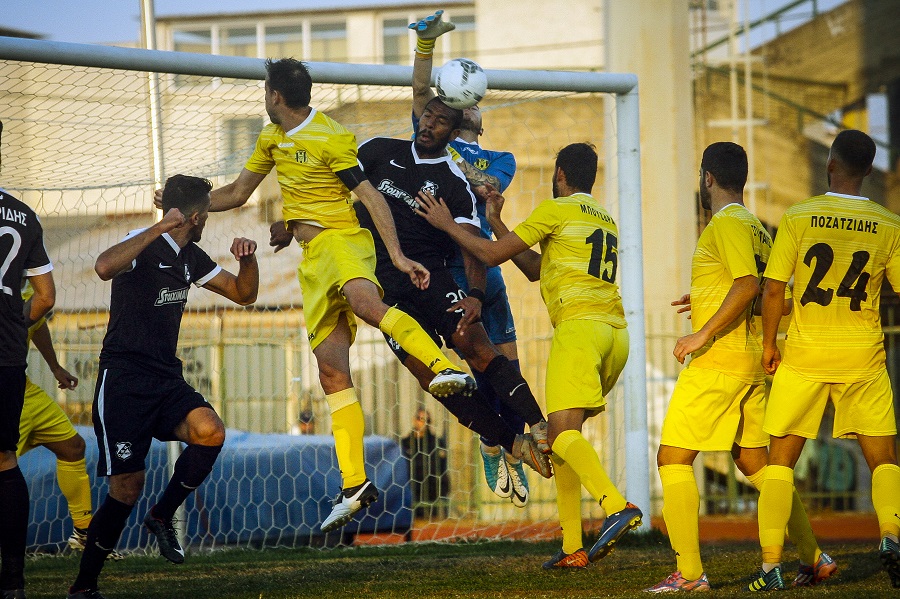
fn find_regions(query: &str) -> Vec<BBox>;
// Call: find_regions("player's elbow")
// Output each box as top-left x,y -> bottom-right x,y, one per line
94,259 -> 116,281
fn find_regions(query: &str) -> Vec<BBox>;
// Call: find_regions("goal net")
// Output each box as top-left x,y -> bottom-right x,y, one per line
0,39 -> 648,553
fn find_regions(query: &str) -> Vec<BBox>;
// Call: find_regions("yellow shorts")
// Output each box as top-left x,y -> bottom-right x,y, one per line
545,320 -> 628,415
17,377 -> 78,456
765,365 -> 897,439
297,227 -> 382,351
660,366 -> 768,452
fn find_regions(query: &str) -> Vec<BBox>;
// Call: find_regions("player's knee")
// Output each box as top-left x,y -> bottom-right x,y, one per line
192,419 -> 226,447
457,338 -> 496,372
110,472 -> 145,505
61,434 -> 87,460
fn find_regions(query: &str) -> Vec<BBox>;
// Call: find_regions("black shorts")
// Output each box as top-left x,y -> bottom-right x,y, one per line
0,365 -> 26,452
92,366 -> 215,476
379,265 -> 474,363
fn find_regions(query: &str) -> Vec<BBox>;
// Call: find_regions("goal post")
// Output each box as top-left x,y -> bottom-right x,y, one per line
0,35 -> 650,545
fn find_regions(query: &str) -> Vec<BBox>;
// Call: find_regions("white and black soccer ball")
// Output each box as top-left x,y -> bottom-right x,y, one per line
435,58 -> 487,110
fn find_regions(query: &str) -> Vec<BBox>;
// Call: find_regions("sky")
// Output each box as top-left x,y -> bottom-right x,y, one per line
0,0 -> 846,46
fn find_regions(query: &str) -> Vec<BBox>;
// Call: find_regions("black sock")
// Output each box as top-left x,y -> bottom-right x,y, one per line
71,494 -> 133,592
433,388 -> 517,452
152,444 -> 222,521
473,361 -> 526,446
0,466 -> 28,591
481,355 -> 544,425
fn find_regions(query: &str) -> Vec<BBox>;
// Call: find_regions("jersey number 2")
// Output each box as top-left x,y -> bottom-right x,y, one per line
800,242 -> 870,311
0,226 -> 23,296
586,229 -> 617,283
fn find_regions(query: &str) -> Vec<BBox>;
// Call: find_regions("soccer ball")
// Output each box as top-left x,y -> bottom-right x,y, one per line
435,58 -> 487,110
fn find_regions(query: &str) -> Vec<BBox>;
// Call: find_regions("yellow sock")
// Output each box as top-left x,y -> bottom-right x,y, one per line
872,464 -> 900,538
747,467 -> 820,565
552,454 -> 585,554
758,465 -> 794,565
659,464 -> 703,580
57,457 -> 93,530
326,389 -> 367,488
378,307 -> 455,375
552,429 -> 626,515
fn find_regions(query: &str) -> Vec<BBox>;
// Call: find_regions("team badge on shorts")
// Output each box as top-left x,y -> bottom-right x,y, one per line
115,442 -> 133,461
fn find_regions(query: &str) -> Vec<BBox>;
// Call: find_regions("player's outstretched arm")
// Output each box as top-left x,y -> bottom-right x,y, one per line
30,321 -> 77,390
760,278 -> 788,374
95,208 -> 185,281
153,170 -> 265,213
410,10 -> 455,118
355,180 -> 431,290
673,274 -> 758,364
415,190 -> 528,267
482,185 -> 541,281
203,238 -> 259,306
210,169 -> 267,212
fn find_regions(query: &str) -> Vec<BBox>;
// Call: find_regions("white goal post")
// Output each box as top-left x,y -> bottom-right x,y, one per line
0,35 -> 649,539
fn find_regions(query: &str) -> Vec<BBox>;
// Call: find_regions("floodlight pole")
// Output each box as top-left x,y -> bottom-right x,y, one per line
616,86 -> 651,527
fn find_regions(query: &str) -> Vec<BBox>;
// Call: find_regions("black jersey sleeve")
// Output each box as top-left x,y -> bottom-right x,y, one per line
188,244 -> 222,287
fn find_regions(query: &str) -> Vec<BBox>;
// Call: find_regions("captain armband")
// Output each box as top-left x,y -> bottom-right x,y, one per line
335,166 -> 368,192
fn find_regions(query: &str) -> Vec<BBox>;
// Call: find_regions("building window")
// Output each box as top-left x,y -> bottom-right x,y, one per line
448,14 -> 476,59
220,26 -> 257,58
310,22 -> 347,62
265,25 -> 302,60
383,18 -> 410,65
173,29 -> 212,86
224,117 -> 264,165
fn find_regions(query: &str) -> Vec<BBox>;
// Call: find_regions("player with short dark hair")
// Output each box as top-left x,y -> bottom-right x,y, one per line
174,57 -> 475,534
416,142 -> 644,570
646,142 -> 830,593
67,174 -> 259,599
409,10 -> 529,507
750,130 -> 900,591
0,118 -> 56,599
349,95 -> 552,480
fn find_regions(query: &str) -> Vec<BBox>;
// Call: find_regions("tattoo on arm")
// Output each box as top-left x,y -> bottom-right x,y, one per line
458,160 -> 500,189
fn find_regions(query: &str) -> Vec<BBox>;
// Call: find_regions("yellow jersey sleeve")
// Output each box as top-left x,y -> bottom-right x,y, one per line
243,112 -> 360,230
688,205 -> 771,383
764,193 -> 900,382
513,194 -> 626,329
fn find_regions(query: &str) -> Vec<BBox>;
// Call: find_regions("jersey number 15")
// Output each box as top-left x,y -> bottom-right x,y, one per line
586,229 -> 618,283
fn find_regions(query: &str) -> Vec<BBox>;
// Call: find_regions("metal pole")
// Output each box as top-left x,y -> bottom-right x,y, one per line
140,0 -> 166,199
616,86 -> 651,526
743,0 -> 757,214
140,0 -> 183,552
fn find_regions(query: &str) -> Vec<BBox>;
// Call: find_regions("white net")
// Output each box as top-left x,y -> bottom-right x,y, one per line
2,54 -> 631,553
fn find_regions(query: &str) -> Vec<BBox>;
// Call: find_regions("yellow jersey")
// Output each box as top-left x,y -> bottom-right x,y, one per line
513,193 -> 626,329
688,204 -> 772,383
765,192 -> 900,382
244,109 -> 361,230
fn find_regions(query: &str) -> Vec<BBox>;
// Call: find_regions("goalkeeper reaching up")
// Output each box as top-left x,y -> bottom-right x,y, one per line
409,10 -> 530,509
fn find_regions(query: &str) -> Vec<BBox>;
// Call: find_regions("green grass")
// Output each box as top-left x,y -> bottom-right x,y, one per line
24,537 -> 896,598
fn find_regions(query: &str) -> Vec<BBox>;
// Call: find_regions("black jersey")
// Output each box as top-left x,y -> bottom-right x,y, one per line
355,137 -> 479,271
99,230 -> 220,377
0,188 -> 53,367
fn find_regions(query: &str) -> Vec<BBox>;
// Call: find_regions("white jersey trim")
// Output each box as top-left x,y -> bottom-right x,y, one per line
284,108 -> 317,137
195,265 -> 222,287
825,191 -> 869,201
25,262 -> 53,277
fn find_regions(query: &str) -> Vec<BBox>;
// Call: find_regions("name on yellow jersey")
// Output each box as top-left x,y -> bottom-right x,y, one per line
580,203 -> 613,223
810,215 -> 878,234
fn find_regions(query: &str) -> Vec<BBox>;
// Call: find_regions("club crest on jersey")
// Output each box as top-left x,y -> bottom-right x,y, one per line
155,287 -> 189,306
115,442 -> 132,461
184,264 -> 191,282
421,180 -> 439,197
295,150 -> 308,163
473,158 -> 489,171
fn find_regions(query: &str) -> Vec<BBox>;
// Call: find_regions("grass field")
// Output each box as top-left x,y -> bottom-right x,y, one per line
24,534 -> 898,598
